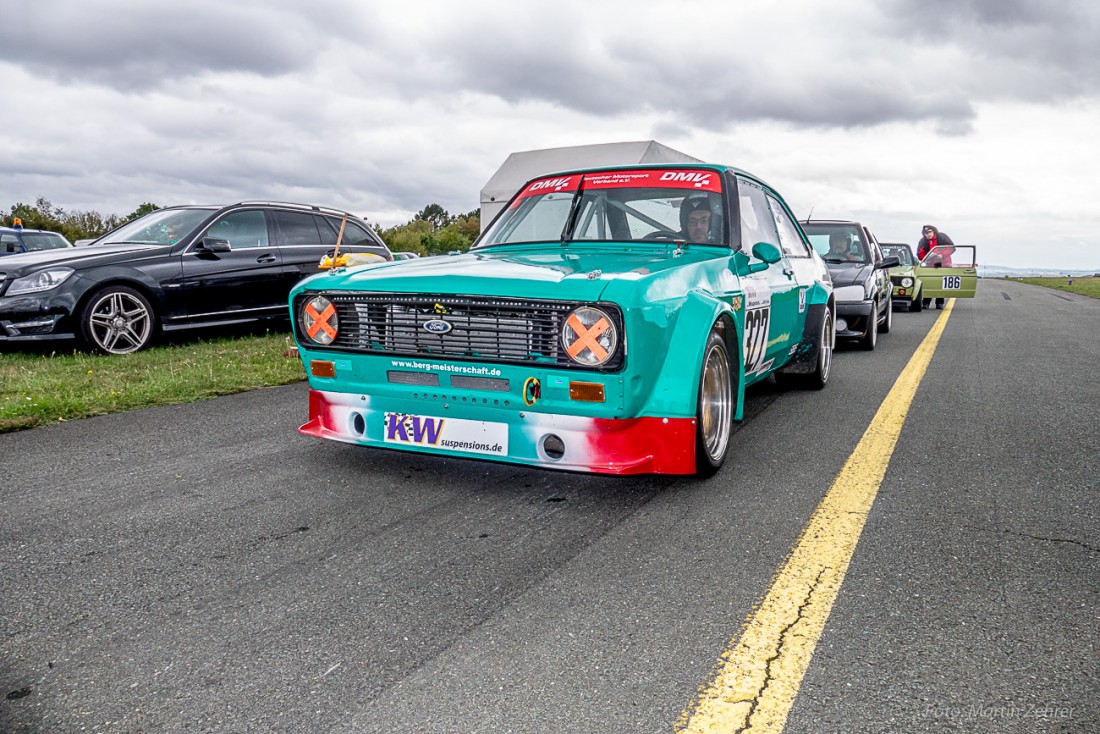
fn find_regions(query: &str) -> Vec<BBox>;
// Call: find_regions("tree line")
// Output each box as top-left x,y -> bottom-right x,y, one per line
2,198 -> 481,253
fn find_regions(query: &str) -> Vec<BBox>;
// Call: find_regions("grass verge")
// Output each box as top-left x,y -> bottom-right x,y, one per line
1,333 -> 305,433
1009,276 -> 1100,299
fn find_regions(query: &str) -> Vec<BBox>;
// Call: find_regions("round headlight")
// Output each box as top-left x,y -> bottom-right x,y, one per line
562,306 -> 617,366
901,277 -> 914,287
302,295 -> 338,345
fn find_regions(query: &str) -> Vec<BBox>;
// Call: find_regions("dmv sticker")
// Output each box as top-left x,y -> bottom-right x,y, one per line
383,412 -> 508,456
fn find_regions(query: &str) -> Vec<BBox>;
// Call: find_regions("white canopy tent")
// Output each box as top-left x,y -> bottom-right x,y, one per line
479,140 -> 701,231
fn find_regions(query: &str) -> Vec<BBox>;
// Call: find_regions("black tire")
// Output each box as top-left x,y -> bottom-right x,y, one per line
879,296 -> 892,333
79,286 -> 157,355
859,303 -> 878,350
911,296 -> 922,312
695,328 -> 734,477
802,307 -> 833,390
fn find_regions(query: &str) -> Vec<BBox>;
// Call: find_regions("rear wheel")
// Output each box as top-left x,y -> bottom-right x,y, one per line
80,286 -> 157,355
695,328 -> 733,477
803,307 -> 833,390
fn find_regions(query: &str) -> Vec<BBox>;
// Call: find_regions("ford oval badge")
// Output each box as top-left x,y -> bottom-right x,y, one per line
423,319 -> 453,334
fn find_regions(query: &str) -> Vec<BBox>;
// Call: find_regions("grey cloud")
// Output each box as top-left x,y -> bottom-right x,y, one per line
352,2 -> 1098,134
0,0 -> 348,89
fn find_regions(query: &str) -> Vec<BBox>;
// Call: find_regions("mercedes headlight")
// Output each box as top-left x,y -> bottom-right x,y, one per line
562,306 -> 617,366
301,295 -> 338,346
901,277 -> 914,288
5,268 -> 75,296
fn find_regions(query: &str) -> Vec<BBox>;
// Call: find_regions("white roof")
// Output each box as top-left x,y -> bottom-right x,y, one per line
479,140 -> 701,231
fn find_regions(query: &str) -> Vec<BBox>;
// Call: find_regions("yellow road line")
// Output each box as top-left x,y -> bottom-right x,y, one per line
678,299 -> 956,733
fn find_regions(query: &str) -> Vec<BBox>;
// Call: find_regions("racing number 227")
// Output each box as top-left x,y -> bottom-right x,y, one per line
942,275 -> 961,289
744,306 -> 770,374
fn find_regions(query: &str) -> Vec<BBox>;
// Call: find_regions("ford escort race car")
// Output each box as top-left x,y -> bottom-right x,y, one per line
290,164 -> 835,476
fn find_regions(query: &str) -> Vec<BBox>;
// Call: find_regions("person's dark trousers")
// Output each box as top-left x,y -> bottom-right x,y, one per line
936,298 -> 945,308
922,298 -> 931,309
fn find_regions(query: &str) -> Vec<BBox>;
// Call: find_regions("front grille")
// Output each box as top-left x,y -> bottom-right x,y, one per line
297,292 -> 624,371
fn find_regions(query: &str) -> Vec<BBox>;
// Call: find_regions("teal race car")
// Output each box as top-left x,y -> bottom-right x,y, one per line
289,164 -> 834,476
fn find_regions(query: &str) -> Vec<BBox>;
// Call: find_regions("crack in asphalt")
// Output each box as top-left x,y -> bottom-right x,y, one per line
963,524 -> 1099,554
730,566 -> 831,734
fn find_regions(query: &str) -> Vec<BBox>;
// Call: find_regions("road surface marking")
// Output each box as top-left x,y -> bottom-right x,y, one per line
678,300 -> 955,733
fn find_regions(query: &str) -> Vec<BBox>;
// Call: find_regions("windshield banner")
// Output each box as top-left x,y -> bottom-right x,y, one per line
581,169 -> 722,192
515,169 -> 722,204
515,174 -> 583,202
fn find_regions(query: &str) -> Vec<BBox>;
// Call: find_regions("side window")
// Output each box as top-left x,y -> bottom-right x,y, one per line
205,210 -> 269,249
272,211 -> 322,246
341,220 -> 379,247
767,194 -> 810,258
738,180 -> 780,259
1,234 -> 21,254
319,216 -> 380,247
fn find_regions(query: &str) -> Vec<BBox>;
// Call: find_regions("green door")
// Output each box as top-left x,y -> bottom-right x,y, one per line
917,245 -> 978,299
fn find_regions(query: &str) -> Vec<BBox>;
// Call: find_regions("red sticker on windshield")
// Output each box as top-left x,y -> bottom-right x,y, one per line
514,174 -> 583,203
583,169 -> 722,192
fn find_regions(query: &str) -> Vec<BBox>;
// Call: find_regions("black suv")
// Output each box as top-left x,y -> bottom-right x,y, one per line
0,202 -> 392,354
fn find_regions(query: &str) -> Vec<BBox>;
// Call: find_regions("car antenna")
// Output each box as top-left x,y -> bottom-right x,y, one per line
328,214 -> 347,275
805,205 -> 814,221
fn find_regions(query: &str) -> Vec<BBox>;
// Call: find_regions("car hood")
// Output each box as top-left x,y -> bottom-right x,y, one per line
0,243 -> 169,274
298,243 -> 730,302
826,262 -> 873,288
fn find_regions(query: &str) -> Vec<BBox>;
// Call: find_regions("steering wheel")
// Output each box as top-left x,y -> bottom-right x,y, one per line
642,230 -> 682,241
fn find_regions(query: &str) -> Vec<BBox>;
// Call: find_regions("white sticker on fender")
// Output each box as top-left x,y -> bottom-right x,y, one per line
744,306 -> 773,374
383,412 -> 508,455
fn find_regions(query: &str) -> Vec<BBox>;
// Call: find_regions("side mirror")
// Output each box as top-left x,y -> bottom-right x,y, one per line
733,242 -> 783,277
198,236 -> 231,253
875,255 -> 900,269
751,241 -> 783,264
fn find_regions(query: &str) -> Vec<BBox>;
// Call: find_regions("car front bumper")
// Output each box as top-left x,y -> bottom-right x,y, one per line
300,388 -> 698,475
0,292 -> 77,340
835,301 -> 873,338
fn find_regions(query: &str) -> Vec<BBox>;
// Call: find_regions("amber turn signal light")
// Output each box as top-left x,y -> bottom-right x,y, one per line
569,381 -> 605,402
311,360 -> 336,378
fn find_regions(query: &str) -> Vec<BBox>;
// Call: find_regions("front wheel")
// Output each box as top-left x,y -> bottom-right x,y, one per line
80,286 -> 157,355
860,303 -> 878,350
911,295 -> 923,312
695,329 -> 734,477
879,296 -> 892,333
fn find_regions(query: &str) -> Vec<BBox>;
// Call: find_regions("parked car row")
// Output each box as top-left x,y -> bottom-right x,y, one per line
0,202 -> 393,354
1,221 -> 73,256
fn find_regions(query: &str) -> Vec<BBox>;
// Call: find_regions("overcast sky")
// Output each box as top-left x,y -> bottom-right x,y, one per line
2,0 -> 1098,269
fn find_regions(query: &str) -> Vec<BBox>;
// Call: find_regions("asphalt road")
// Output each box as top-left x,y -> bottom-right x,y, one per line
1,280 -> 1096,733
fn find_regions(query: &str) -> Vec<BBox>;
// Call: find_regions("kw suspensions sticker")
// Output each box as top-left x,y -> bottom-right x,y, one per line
741,286 -> 774,375
383,413 -> 509,456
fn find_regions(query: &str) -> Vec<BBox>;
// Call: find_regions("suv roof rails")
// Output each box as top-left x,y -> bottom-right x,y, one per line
232,200 -> 354,217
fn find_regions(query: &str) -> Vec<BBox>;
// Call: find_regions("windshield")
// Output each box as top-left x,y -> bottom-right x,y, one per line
802,223 -> 870,265
98,208 -> 215,246
21,232 -> 72,251
478,169 -> 726,247
881,244 -> 913,266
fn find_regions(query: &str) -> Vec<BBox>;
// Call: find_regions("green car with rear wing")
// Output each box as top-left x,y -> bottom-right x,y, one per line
289,164 -> 835,476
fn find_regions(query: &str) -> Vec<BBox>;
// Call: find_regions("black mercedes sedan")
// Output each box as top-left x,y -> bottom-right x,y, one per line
0,202 -> 392,354
800,219 -> 898,350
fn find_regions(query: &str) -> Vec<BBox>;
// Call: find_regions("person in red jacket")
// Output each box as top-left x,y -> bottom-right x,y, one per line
917,224 -> 955,309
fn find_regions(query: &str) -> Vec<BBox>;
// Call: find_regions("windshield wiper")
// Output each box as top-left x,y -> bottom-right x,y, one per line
559,176 -> 586,245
